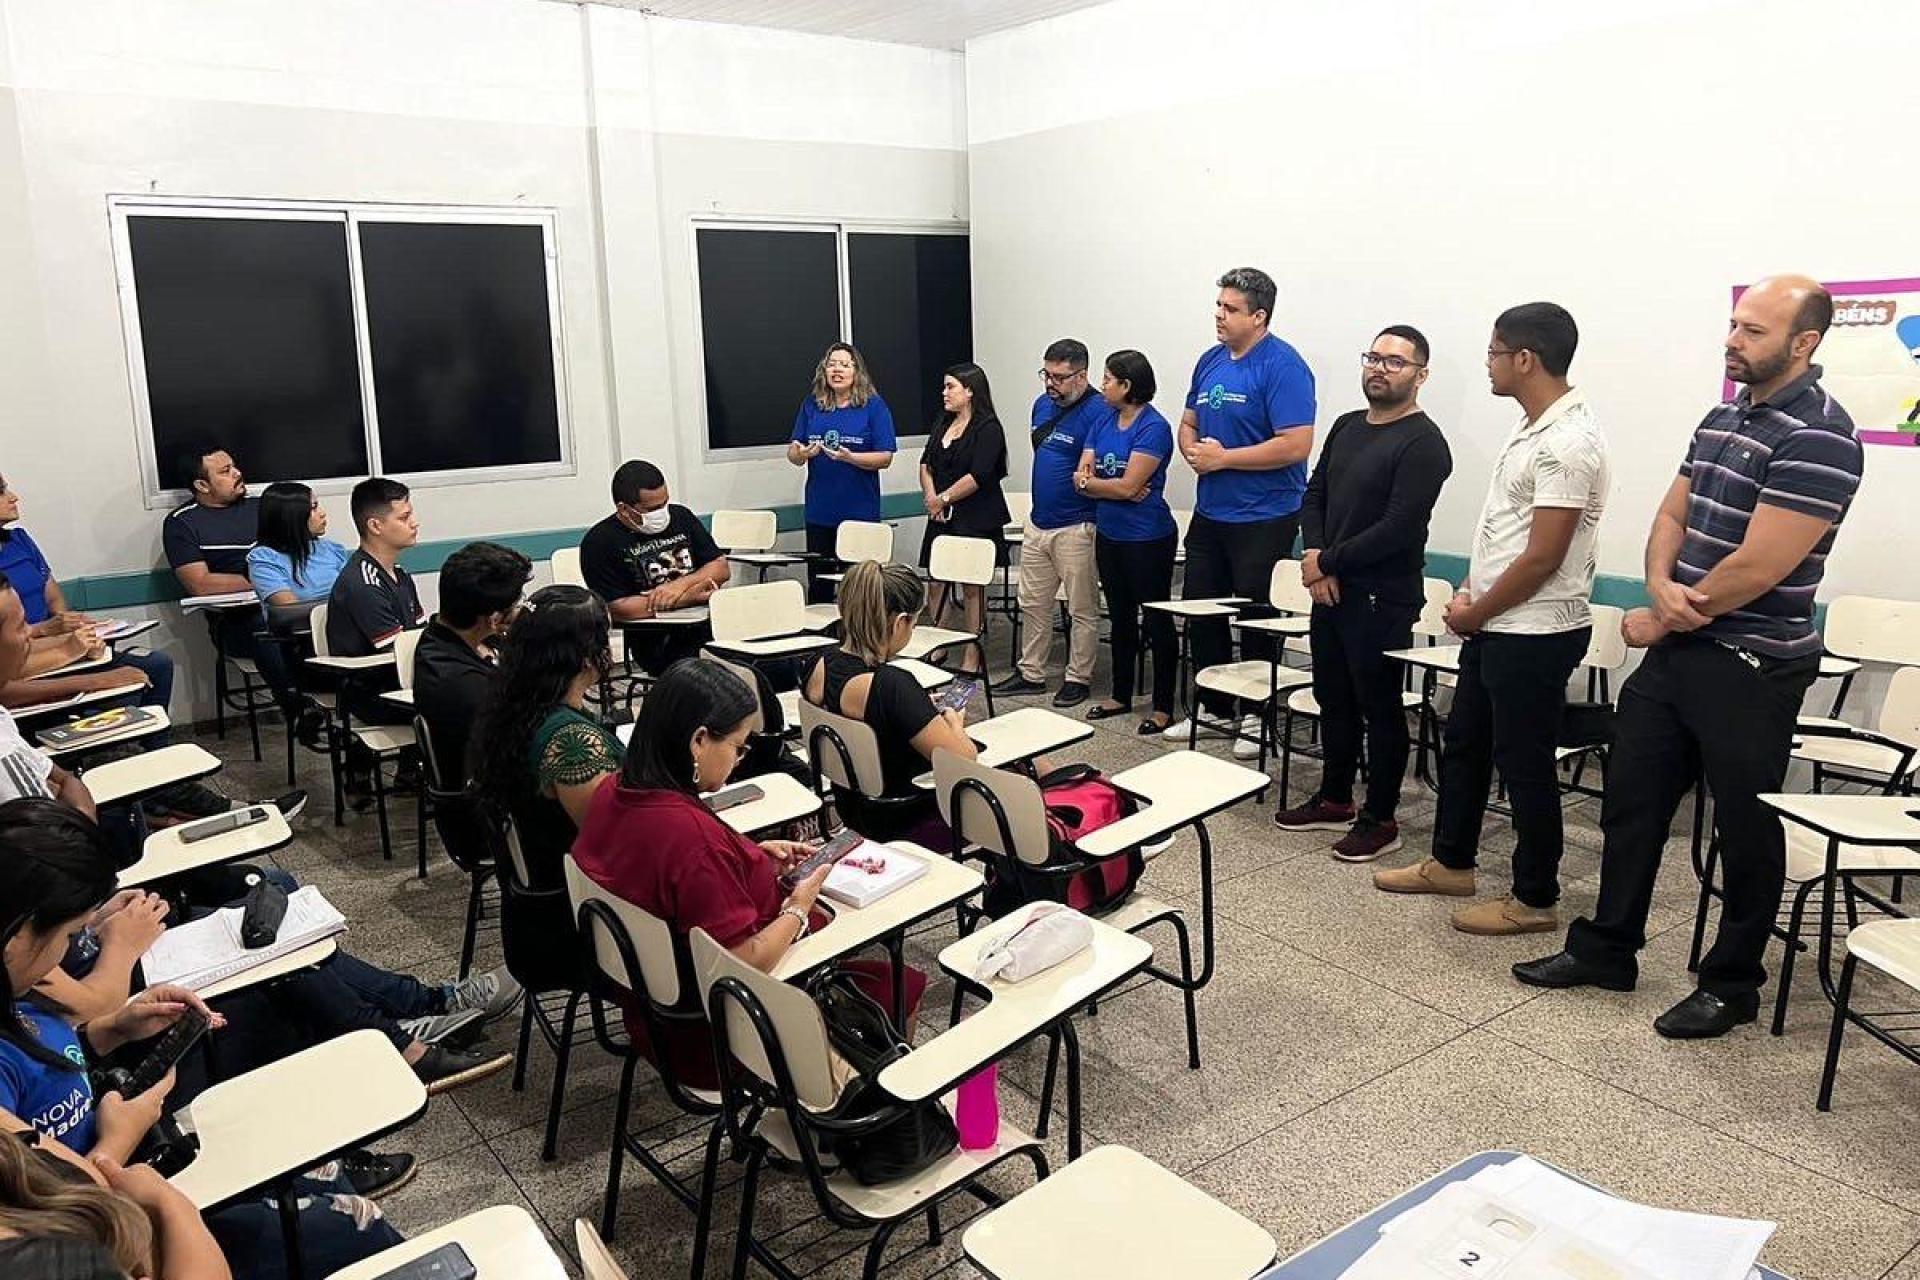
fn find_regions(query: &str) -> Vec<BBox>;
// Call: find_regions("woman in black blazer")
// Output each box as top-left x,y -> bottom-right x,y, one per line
917,362 -> 1008,671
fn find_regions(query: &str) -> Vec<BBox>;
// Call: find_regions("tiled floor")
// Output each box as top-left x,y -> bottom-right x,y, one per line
199,631 -> 1920,1279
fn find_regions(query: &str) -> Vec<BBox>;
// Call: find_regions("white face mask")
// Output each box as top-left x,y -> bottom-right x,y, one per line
638,508 -> 671,535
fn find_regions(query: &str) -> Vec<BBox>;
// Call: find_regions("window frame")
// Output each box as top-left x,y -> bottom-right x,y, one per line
687,216 -> 969,464
108,195 -> 575,509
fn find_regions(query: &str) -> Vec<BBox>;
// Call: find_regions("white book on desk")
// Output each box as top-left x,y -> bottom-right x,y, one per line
180,591 -> 259,611
821,841 -> 927,908
142,886 -> 347,991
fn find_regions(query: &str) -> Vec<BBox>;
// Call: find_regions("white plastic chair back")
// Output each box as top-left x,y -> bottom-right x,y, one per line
551,547 -> 586,588
575,1218 -> 630,1280
1269,559 -> 1313,615
393,628 -> 423,689
1825,596 -> 1920,668
835,520 -> 893,565
690,928 -> 839,1110
1004,491 -> 1033,529
1413,577 -> 1455,639
933,748 -> 1052,867
1583,604 -> 1628,673
310,603 -> 333,658
1879,667 -> 1920,744
712,509 -> 777,553
564,854 -> 682,1005
797,696 -> 888,798
709,580 -> 805,643
929,534 -> 996,588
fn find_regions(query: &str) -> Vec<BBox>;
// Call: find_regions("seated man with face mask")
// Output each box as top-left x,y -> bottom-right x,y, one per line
578,460 -> 731,675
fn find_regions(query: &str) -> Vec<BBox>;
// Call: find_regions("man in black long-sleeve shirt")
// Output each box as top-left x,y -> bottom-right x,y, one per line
1276,326 -> 1452,860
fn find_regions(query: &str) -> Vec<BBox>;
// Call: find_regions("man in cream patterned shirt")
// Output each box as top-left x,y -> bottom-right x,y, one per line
1375,303 -> 1610,937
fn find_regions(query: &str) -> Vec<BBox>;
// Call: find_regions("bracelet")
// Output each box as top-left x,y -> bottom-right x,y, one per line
778,904 -> 811,940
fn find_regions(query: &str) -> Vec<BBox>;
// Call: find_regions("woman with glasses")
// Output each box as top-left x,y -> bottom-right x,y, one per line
787,342 -> 896,603
1075,350 -> 1181,734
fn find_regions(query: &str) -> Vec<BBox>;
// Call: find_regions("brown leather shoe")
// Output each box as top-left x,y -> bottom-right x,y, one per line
1373,858 -> 1476,897
1452,896 -> 1559,936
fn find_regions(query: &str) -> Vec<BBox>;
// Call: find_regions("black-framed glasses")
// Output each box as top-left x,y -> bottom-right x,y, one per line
1038,367 -> 1086,385
1360,353 -> 1426,373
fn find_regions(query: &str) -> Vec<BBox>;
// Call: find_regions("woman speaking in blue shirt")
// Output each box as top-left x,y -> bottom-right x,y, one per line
786,342 -> 897,602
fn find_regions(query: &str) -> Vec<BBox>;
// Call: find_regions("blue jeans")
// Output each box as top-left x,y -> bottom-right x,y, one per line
113,646 -> 175,712
205,1169 -> 404,1280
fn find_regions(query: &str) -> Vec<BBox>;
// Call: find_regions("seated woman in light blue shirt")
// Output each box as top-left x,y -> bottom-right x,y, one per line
247,481 -> 352,609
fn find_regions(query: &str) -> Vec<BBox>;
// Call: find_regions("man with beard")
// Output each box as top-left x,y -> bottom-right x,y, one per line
1277,326 -> 1452,861
1517,275 -> 1864,1040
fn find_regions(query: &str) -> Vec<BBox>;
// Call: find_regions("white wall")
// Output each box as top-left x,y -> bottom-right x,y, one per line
0,0 -> 962,715
965,0 -> 1920,597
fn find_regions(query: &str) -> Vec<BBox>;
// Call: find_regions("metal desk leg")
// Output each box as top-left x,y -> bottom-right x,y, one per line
278,1182 -> 305,1280
1061,1019 -> 1084,1161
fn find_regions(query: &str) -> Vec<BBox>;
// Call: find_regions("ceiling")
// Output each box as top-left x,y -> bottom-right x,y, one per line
564,0 -> 1112,50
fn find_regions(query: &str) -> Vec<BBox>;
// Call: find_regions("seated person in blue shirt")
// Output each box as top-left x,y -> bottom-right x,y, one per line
785,342 -> 896,603
247,480 -> 352,742
0,798 -> 406,1280
0,472 -> 173,716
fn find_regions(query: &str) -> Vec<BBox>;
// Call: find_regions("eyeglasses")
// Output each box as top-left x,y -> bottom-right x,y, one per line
1359,353 -> 1425,373
1038,368 -> 1085,386
1486,346 -> 1524,362
824,360 -> 856,370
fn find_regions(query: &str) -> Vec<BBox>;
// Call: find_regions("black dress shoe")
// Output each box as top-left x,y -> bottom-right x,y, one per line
1052,681 -> 1091,708
991,672 -> 1047,695
339,1149 -> 417,1198
1653,988 -> 1758,1040
1511,949 -> 1636,992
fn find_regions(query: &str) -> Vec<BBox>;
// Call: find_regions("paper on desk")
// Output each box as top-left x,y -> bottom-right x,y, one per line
143,885 -> 347,990
1377,1156 -> 1772,1280
179,590 -> 259,610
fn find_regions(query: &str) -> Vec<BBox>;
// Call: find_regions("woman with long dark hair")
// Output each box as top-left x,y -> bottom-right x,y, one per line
786,342 -> 897,602
245,482 -> 350,608
917,362 -> 1009,666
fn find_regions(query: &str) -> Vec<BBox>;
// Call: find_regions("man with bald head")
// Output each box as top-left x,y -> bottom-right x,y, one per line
1516,275 -> 1865,1039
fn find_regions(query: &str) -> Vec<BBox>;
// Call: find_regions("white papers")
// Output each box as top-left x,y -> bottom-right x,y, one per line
143,885 -> 347,991
94,619 -> 158,642
821,840 -> 927,908
1347,1156 -> 1774,1280
179,591 -> 259,611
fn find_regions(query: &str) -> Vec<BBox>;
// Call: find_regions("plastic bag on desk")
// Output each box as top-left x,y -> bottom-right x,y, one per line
973,903 -> 1093,983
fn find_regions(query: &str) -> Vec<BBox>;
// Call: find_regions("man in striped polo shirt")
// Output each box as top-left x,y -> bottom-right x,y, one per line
1517,275 -> 1865,1039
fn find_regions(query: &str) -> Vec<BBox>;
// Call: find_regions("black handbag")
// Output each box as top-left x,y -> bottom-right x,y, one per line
806,971 -> 957,1186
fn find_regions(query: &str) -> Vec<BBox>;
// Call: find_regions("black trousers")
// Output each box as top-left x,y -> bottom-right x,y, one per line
1431,627 -> 1589,908
1182,510 -> 1298,716
1308,592 -> 1419,821
1567,638 -> 1817,996
625,622 -> 712,676
805,522 -> 840,604
1095,532 -> 1178,713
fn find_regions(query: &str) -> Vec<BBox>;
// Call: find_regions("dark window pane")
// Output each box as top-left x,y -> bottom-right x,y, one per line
126,215 -> 367,489
848,233 -> 972,437
358,221 -> 563,474
696,228 -> 842,449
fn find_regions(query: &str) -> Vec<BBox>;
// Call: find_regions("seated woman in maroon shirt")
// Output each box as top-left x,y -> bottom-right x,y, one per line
571,658 -> 925,1086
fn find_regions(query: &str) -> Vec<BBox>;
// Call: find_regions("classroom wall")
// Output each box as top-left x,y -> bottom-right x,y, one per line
965,0 -> 1920,598
0,0 -> 961,716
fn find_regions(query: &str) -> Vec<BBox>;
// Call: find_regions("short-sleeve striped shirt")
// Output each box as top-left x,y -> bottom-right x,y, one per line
1675,365 -> 1862,659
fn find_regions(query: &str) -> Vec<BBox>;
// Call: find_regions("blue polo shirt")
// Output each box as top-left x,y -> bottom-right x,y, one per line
1185,334 -> 1317,523
0,528 -> 55,623
0,1004 -> 97,1153
791,396 -> 897,525
1085,405 -> 1177,543
1027,391 -> 1111,529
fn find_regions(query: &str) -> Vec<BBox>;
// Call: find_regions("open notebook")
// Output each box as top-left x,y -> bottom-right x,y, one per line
142,885 -> 347,991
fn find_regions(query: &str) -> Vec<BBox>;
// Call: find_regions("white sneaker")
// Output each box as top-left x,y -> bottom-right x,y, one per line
1161,717 -> 1231,742
1232,714 -> 1265,760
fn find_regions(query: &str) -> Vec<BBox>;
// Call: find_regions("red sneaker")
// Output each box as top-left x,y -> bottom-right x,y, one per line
1332,817 -> 1403,863
1272,796 -> 1357,832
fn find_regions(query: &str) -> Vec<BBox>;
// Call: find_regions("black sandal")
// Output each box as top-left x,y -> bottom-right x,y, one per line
1086,701 -> 1131,721
1136,715 -> 1172,736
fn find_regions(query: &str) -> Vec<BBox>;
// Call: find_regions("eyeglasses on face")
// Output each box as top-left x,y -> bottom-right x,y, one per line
1037,367 -> 1085,386
1360,353 -> 1426,373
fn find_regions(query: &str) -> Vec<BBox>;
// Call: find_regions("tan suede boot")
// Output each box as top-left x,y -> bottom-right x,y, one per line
1451,896 -> 1559,936
1372,858 -> 1477,897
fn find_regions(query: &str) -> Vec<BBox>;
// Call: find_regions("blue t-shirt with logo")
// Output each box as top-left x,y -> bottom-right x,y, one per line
0,1004 -> 97,1153
1184,334 -> 1317,523
1027,392 -> 1111,529
791,396 -> 897,525
1085,405 -> 1178,543
0,528 -> 55,623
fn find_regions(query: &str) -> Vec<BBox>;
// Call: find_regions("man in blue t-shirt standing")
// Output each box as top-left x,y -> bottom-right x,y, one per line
1167,267 -> 1318,753
994,338 -> 1114,708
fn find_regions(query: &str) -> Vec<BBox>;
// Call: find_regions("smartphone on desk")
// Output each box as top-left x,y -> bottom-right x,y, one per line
372,1243 -> 477,1280
780,827 -> 864,888
705,782 -> 765,814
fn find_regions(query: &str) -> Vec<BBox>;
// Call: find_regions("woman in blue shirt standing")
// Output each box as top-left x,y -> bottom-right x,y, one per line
786,343 -> 896,602
1075,350 -> 1180,734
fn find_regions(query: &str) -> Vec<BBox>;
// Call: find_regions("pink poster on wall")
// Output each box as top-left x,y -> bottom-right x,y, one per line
1729,276 -> 1920,447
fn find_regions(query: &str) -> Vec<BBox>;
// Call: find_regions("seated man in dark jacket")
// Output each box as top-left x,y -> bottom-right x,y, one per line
413,541 -> 531,787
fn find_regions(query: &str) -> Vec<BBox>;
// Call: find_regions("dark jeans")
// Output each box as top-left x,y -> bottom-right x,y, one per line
215,609 -> 296,712
1308,593 -> 1419,821
1430,627 -> 1589,908
805,522 -> 841,603
624,622 -> 712,677
1095,531 -> 1177,713
205,1169 -> 403,1280
1567,638 -> 1818,997
1182,510 -> 1298,716
114,647 -> 175,712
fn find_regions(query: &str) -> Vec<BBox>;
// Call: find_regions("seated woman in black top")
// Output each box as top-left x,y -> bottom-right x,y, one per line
801,560 -> 977,846
918,362 -> 1008,671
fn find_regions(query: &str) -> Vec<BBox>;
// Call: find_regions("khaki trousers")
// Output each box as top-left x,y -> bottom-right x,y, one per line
1016,520 -> 1099,685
